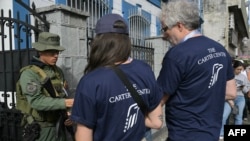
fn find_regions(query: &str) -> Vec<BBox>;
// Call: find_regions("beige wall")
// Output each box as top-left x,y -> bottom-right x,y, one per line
203,0 -> 249,57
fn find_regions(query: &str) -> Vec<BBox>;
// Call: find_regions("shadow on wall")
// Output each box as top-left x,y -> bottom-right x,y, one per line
60,64 -> 77,99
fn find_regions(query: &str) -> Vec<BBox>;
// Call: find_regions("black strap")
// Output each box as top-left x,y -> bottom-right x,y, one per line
43,77 -> 57,98
112,67 -> 148,116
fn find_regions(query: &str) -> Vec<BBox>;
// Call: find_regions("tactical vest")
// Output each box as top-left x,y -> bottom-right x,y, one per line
16,65 -> 66,127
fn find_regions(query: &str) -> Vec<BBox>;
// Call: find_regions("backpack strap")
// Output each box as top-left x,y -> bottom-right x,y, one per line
112,66 -> 149,116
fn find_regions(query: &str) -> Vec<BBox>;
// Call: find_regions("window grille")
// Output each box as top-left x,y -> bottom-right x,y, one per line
128,8 -> 150,46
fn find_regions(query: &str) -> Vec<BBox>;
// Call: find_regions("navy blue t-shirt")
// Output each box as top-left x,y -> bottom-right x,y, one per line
157,36 -> 234,141
71,59 -> 163,141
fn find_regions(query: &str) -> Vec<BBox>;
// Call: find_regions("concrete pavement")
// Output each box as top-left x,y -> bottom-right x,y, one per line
150,113 -> 250,141
152,127 -> 168,141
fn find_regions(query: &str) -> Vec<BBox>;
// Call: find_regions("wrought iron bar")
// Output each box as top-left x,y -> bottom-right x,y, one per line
15,0 -> 50,31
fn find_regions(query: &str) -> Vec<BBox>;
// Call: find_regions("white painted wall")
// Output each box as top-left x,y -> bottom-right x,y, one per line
112,0 -> 123,15
0,0 -> 12,14
30,0 -> 55,8
0,0 -> 13,51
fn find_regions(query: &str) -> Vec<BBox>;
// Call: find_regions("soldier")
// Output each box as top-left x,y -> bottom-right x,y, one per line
16,32 -> 74,141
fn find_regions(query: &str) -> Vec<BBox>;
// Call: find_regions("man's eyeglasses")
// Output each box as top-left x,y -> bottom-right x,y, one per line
161,25 -> 169,33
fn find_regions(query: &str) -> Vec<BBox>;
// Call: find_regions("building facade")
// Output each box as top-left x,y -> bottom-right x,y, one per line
0,0 -> 165,107
2,0 -> 250,107
1,0 -> 250,140
203,0 -> 249,58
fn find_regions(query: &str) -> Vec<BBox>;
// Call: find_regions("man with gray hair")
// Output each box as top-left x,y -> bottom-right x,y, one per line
157,0 -> 236,141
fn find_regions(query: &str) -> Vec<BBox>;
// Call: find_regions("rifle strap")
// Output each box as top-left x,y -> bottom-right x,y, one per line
112,66 -> 149,116
29,65 -> 59,98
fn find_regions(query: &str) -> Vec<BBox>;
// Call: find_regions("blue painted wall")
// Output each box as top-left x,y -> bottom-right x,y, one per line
122,1 -> 134,24
13,0 -> 30,49
141,9 -> 151,24
145,0 -> 162,35
141,9 -> 151,36
56,0 -> 66,5
147,0 -> 161,8
156,17 -> 161,35
109,0 -> 113,13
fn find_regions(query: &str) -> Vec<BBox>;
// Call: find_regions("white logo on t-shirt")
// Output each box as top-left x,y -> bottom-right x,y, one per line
208,63 -> 223,88
123,103 -> 139,132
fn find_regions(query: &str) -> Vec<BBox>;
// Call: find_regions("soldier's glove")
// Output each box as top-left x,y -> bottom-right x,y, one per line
22,122 -> 41,141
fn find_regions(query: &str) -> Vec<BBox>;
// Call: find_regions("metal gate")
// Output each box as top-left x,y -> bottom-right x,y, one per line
82,0 -> 154,68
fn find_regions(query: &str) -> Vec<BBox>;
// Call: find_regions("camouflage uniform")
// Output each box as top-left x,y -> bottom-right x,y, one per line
16,32 -> 70,141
